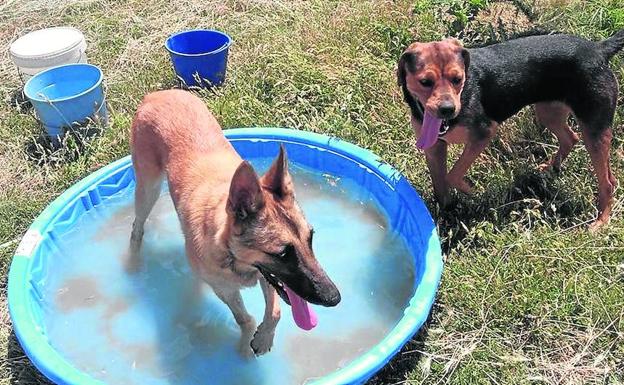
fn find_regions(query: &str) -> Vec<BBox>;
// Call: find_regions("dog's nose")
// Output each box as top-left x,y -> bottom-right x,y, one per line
318,281 -> 341,307
325,288 -> 341,307
438,102 -> 455,118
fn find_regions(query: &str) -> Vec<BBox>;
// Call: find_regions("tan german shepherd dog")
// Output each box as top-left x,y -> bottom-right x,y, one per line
128,90 -> 340,357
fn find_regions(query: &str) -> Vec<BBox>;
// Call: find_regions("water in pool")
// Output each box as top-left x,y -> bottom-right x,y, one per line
42,159 -> 416,385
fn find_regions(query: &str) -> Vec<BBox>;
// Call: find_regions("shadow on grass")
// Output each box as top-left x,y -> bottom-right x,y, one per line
160,75 -> 226,96
435,168 -> 587,254
14,80 -> 108,167
8,87 -> 32,114
7,331 -> 53,385
23,124 -> 105,167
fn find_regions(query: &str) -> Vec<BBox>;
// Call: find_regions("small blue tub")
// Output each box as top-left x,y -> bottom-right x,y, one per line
24,63 -> 107,139
165,29 -> 232,88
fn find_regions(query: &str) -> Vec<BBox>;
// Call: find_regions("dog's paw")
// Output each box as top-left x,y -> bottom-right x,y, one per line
238,340 -> 256,359
537,162 -> 552,172
537,161 -> 561,173
124,247 -> 143,274
250,325 -> 275,356
236,318 -> 257,359
588,219 -> 608,233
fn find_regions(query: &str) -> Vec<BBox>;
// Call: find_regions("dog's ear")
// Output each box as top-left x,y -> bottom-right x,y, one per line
397,49 -> 418,87
227,161 -> 265,221
397,52 -> 407,87
397,50 -> 424,118
262,144 -> 294,199
461,48 -> 470,71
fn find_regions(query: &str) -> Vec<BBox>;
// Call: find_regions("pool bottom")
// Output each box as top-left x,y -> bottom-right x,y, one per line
40,160 -> 416,385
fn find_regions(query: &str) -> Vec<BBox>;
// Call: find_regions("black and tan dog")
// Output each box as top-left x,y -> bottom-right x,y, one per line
398,30 -> 624,230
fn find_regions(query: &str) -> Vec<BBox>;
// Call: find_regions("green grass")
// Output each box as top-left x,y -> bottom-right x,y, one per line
1,0 -> 623,384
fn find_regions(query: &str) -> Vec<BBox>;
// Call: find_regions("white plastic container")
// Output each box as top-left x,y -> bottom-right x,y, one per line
9,27 -> 87,83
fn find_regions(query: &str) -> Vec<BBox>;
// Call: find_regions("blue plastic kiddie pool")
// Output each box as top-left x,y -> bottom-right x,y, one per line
9,128 -> 442,385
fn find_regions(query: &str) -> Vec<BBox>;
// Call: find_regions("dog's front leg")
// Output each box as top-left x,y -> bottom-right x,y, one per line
213,286 -> 257,358
424,140 -> 450,207
413,116 -> 451,206
447,123 -> 498,193
250,277 -> 281,355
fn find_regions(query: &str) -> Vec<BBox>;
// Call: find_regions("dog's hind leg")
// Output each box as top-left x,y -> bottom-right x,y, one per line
571,70 -> 618,231
129,148 -> 163,269
213,286 -> 257,358
580,124 -> 616,231
535,102 -> 579,171
130,174 -> 162,250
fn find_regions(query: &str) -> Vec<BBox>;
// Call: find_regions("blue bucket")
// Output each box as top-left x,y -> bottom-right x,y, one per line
165,29 -> 232,88
24,63 -> 107,139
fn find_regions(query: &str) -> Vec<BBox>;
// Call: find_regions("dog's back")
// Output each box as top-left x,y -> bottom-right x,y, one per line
131,89 -> 235,169
466,31 -> 624,123
130,90 -> 241,206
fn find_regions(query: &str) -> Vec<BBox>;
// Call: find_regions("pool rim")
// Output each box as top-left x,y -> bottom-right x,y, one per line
8,127 -> 443,385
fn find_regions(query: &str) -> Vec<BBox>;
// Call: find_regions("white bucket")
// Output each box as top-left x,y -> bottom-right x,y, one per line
9,27 -> 88,83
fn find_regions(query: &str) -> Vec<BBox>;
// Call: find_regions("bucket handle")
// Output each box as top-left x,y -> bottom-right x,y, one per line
36,92 -> 75,129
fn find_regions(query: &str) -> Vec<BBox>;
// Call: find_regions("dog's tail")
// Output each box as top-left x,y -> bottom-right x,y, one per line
599,29 -> 624,60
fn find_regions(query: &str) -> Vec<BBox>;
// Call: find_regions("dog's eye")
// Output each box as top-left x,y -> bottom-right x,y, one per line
450,76 -> 462,85
419,78 -> 434,87
273,244 -> 293,258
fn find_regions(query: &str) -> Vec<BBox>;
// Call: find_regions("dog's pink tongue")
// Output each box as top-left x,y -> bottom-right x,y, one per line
416,112 -> 443,150
285,286 -> 318,331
